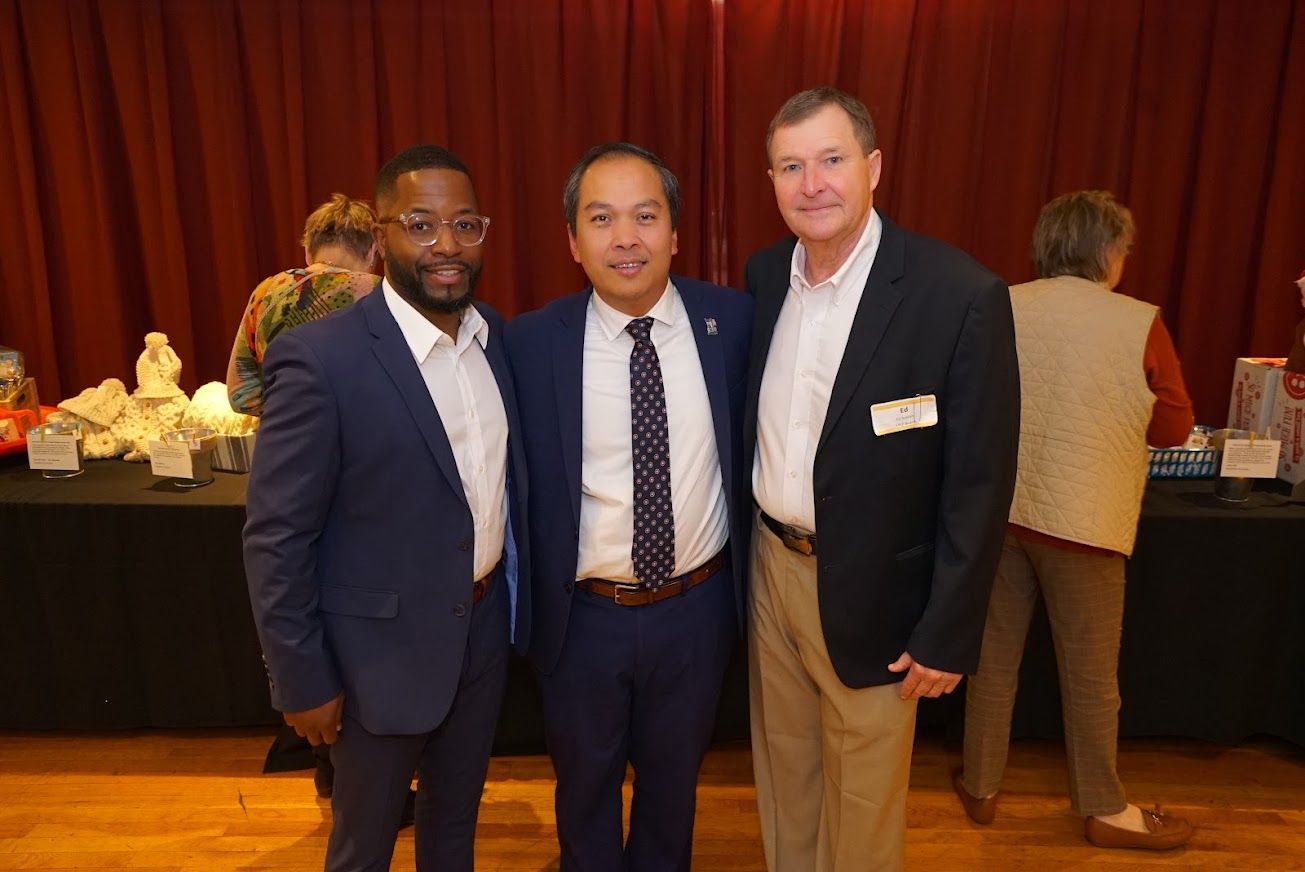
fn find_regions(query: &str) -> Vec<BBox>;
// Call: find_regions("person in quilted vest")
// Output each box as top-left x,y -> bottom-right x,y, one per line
953,191 -> 1196,850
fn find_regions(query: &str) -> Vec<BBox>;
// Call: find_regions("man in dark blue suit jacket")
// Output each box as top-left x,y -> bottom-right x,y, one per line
505,143 -> 753,872
244,145 -> 530,872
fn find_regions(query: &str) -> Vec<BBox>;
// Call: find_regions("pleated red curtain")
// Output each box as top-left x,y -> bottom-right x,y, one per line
723,0 -> 1305,422
1,0 -> 1301,424
0,0 -> 715,400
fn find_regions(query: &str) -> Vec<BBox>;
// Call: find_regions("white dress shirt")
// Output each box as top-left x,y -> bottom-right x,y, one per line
577,281 -> 729,584
753,210 -> 883,533
383,280 -> 508,581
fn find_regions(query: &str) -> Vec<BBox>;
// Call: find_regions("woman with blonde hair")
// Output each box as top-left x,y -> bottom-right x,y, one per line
226,193 -> 380,416
953,191 -> 1196,850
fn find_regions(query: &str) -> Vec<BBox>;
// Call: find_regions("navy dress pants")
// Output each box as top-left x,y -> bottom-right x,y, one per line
324,573 -> 510,872
540,568 -> 736,872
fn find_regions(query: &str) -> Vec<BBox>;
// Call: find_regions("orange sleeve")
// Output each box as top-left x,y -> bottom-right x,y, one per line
1143,315 -> 1195,447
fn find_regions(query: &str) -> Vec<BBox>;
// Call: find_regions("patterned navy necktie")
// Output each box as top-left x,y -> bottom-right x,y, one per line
626,317 -> 675,587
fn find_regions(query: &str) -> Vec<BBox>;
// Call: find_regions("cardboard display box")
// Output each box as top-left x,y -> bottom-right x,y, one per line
1228,357 -> 1286,432
1271,369 -> 1305,489
0,377 -> 40,418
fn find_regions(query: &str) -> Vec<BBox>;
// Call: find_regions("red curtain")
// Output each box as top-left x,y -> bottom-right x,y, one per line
0,0 -> 714,400
1,0 -> 1302,425
724,0 -> 1305,423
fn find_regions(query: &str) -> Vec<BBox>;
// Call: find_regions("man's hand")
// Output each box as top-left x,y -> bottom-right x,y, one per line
284,692 -> 345,745
887,652 -> 963,700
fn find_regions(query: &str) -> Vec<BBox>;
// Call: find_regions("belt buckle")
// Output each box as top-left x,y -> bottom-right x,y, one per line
781,529 -> 813,556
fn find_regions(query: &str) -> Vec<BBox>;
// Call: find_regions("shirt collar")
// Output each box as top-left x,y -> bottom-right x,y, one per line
382,278 -> 488,363
588,279 -> 679,342
789,209 -> 882,302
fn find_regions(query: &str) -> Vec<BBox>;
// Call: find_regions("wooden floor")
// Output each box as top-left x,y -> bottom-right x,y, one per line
0,730 -> 1301,871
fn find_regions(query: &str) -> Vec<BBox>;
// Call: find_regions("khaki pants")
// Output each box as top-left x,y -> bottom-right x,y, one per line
748,512 -> 918,872
962,533 -> 1128,816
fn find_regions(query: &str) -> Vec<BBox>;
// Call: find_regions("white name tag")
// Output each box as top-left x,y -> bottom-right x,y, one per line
149,441 -> 195,479
27,433 -> 80,471
1219,438 -> 1280,478
870,395 -> 938,436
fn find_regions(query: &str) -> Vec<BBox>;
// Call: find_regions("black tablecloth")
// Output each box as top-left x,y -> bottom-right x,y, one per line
0,459 -> 271,729
1,458 -> 1301,749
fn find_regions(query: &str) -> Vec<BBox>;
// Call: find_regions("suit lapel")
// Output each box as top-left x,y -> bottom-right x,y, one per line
363,290 -> 468,508
744,241 -> 796,459
476,302 -> 526,491
679,281 -> 733,505
553,291 -> 589,531
477,303 -> 522,450
816,213 -> 906,453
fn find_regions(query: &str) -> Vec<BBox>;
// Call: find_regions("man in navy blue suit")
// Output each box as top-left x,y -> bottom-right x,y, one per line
244,144 -> 530,872
505,143 -> 753,872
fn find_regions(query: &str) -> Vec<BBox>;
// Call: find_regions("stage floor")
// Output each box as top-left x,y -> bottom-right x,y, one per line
0,731 -> 1301,870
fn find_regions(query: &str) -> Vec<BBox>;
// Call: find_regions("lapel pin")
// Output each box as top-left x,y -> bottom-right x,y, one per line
705,317 -> 718,336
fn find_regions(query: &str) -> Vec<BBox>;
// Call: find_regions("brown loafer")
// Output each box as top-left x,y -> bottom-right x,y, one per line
1085,807 -> 1193,850
951,767 -> 997,825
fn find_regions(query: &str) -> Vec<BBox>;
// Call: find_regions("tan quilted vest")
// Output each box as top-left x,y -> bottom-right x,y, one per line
1007,276 -> 1157,555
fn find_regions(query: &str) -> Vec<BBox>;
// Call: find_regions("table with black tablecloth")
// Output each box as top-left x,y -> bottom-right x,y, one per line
1,458 -> 1301,749
0,459 -> 270,730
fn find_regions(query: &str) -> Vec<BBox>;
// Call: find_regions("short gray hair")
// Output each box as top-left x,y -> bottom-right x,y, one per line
1031,191 -> 1135,282
563,142 -> 681,233
766,87 -> 877,164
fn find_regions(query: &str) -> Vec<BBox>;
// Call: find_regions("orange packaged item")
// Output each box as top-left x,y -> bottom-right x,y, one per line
0,406 -> 53,456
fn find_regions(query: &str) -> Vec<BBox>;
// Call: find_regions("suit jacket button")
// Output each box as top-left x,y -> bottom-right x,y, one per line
453,604 -> 467,617
458,538 -> 471,551
563,581 -> 574,594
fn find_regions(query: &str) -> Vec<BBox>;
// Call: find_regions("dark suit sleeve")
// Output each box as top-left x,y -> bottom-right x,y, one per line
743,254 -> 761,299
908,277 -> 1020,674
243,331 -> 343,713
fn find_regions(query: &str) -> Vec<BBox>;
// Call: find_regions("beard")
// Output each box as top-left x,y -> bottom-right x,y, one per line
385,250 -> 481,314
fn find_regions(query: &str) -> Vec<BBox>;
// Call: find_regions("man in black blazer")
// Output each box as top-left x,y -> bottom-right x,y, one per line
743,88 -> 1019,870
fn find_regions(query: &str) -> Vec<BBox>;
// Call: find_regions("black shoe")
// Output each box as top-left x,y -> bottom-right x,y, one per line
399,789 -> 416,829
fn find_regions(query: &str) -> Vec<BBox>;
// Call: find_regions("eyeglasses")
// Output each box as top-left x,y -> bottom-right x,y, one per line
379,212 -> 491,247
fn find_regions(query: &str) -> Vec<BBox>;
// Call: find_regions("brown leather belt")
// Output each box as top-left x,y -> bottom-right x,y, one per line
577,550 -> 726,607
472,561 -> 502,605
759,509 -> 817,556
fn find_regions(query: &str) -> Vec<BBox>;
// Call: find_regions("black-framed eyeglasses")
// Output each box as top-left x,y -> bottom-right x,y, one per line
379,212 -> 491,247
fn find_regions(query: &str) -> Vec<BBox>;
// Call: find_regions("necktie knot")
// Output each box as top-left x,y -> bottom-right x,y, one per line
625,317 -> 655,344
